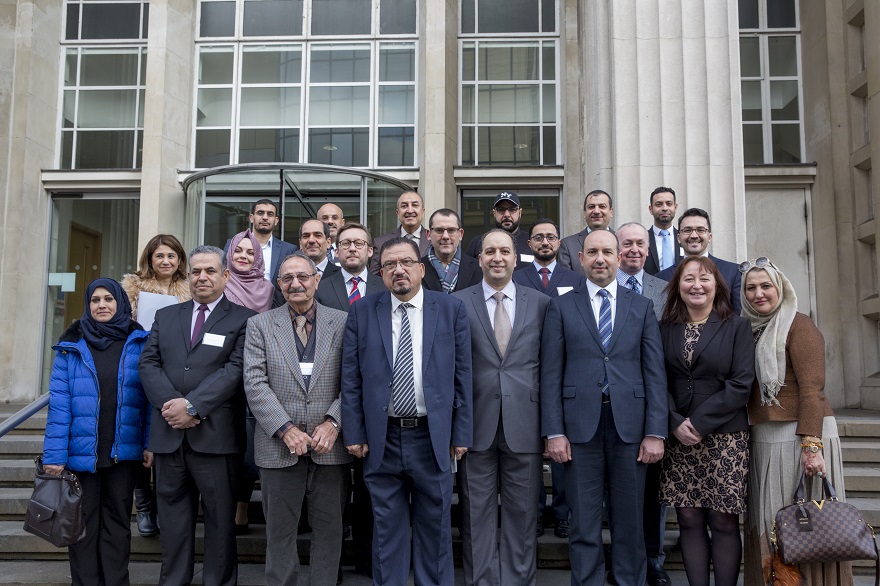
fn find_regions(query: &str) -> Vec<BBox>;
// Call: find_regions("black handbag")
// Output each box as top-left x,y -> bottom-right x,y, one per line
22,457 -> 86,547
771,473 -> 878,584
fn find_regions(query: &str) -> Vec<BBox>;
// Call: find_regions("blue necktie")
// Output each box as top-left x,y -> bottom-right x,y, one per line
392,303 -> 418,417
660,229 -> 673,270
597,290 -> 612,395
627,275 -> 641,295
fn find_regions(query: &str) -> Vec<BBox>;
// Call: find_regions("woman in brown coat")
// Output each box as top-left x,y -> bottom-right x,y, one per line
740,259 -> 852,586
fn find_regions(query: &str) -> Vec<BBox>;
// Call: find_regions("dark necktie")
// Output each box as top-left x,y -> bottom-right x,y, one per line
392,303 -> 417,417
539,267 -> 550,289
627,275 -> 641,295
348,276 -> 362,305
191,304 -> 208,347
597,290 -> 612,395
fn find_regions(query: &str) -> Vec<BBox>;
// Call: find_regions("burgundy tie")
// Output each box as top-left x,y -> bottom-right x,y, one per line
539,267 -> 550,288
191,304 -> 208,347
348,276 -> 362,305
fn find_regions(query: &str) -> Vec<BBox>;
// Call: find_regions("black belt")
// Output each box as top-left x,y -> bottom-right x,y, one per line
388,416 -> 427,428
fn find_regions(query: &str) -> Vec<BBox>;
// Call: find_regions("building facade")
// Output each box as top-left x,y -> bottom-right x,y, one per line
0,0 -> 876,407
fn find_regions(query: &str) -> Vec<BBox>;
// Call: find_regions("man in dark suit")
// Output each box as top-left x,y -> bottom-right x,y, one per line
369,190 -> 430,276
422,208 -> 482,294
139,245 -> 257,586
557,190 -> 615,275
463,191 -> 532,269
644,187 -> 682,275
541,230 -> 667,586
341,237 -> 473,586
454,229 -> 549,586
223,199 -> 298,307
316,222 -> 386,311
615,222 -> 670,586
300,218 -> 339,279
655,208 -> 742,313
317,203 -> 345,263
513,218 -> 585,299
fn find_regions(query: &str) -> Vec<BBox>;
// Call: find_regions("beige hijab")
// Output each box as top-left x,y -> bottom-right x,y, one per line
740,264 -> 798,406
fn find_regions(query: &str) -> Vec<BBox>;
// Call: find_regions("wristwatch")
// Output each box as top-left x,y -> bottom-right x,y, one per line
803,444 -> 820,453
184,399 -> 200,419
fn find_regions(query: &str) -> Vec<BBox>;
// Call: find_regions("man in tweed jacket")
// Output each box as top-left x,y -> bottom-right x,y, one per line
244,252 -> 352,586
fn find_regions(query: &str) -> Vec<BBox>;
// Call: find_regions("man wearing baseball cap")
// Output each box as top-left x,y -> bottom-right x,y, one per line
464,191 -> 532,269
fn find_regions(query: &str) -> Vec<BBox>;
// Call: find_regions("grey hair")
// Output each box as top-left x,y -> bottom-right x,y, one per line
189,245 -> 227,270
279,251 -> 316,274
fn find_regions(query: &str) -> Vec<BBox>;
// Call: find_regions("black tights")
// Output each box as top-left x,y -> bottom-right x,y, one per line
676,507 -> 741,586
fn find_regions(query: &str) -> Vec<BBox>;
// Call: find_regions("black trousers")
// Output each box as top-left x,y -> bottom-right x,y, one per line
68,461 -> 139,586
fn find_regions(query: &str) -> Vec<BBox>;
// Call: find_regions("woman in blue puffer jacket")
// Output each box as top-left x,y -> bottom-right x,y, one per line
43,278 -> 152,586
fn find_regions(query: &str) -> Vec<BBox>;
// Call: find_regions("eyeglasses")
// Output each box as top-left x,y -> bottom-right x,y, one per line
279,272 -> 316,284
381,258 -> 419,271
431,227 -> 460,236
679,227 -> 709,235
738,256 -> 776,274
338,239 -> 369,250
494,206 -> 520,215
529,234 -> 559,243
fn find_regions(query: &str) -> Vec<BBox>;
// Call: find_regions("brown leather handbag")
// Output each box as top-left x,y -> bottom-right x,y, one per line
22,457 -> 87,547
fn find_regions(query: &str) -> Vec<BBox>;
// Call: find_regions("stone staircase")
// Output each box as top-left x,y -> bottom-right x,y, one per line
1,405 -> 878,574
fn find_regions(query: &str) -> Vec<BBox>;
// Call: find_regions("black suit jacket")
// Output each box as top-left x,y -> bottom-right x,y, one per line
139,296 -> 257,454
655,254 -> 742,313
511,264 -> 585,297
645,227 -> 682,275
660,313 -> 755,438
369,227 -> 430,276
421,252 -> 482,293
315,269 -> 386,312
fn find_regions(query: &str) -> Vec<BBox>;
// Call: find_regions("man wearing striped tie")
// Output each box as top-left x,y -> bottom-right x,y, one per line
341,236 -> 473,586
541,229 -> 667,586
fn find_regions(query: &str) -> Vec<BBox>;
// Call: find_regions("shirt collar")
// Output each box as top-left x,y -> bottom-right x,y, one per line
400,226 -> 422,240
616,269 -> 644,288
391,286 -> 424,312
533,259 -> 557,273
586,279 -> 618,300
652,225 -> 672,236
195,294 -> 224,312
287,300 -> 317,322
481,279 -> 517,302
262,236 -> 273,250
341,267 -> 369,283
315,257 -> 329,272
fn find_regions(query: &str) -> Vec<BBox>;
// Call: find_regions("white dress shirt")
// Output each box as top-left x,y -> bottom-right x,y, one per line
585,279 -> 618,328
260,237 -> 274,281
481,279 -> 517,328
341,267 -> 369,297
190,295 -> 224,338
315,257 -> 330,274
389,288 -> 426,416
531,259 -> 557,278
400,226 -> 423,247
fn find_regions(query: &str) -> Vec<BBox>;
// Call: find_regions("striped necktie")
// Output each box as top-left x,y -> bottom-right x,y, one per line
597,290 -> 612,395
391,303 -> 418,417
348,276 -> 362,305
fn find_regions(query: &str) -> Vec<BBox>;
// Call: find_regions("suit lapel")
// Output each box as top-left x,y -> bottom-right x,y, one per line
508,285 -> 529,354
309,307 -> 334,390
690,313 -> 721,365
671,322 -> 689,370
179,301 -> 195,349
523,266 -> 543,292
547,267 -> 566,293
188,297 -> 229,351
470,287 -> 501,358
377,294 -> 394,369
573,288 -> 604,349
456,258 -> 475,291
606,288 -> 632,353
333,273 -> 350,308
648,229 -> 661,270
273,308 -> 306,390
421,293 -> 438,371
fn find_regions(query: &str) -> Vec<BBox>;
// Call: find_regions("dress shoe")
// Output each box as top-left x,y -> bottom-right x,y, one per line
553,519 -> 570,538
647,558 -> 671,586
134,489 -> 158,537
337,566 -> 343,585
536,519 -> 545,537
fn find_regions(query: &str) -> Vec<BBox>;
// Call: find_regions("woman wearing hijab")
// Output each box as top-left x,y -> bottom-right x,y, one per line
740,259 -> 852,585
42,278 -> 152,586
225,229 -> 274,532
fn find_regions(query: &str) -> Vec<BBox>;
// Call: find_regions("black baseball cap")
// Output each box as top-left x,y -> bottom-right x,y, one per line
494,191 -> 521,208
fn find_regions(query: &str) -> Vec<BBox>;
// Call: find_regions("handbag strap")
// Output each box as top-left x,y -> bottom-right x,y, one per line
793,471 -> 837,502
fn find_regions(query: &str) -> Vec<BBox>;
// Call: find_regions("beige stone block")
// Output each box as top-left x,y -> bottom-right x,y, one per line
635,0 -> 659,40
610,0 -> 636,40
681,164 -> 710,210
657,0 -> 683,39
612,38 -> 638,98
679,0 -> 706,39
702,0 -> 731,39
637,99 -> 663,167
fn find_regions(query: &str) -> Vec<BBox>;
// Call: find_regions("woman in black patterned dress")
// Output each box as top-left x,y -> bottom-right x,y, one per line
658,256 -> 756,586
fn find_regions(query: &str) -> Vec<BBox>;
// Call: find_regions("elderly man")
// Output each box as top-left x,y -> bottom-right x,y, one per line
139,245 -> 257,586
244,252 -> 351,586
317,203 -> 345,263
454,229 -> 550,585
422,208 -> 482,294
342,237 -> 473,586
370,190 -> 430,275
557,190 -> 615,275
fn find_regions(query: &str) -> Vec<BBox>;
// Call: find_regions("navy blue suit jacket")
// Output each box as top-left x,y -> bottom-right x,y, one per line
540,285 -> 667,444
340,289 -> 473,472
655,254 -> 742,313
512,264 -> 585,297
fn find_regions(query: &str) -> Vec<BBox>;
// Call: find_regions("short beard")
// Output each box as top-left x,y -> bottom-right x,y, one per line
392,282 -> 412,296
534,250 -> 556,262
254,224 -> 274,235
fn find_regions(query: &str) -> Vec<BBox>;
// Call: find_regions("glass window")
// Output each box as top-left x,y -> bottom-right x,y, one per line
738,0 -> 758,29
461,0 -> 555,34
308,128 -> 369,166
243,0 -> 303,37
241,46 -> 302,84
200,1 -> 236,37
239,128 -> 300,163
380,0 -> 416,34
65,1 -> 149,40
767,0 -> 796,28
311,0 -> 371,35
739,37 -> 760,77
768,36 -> 798,76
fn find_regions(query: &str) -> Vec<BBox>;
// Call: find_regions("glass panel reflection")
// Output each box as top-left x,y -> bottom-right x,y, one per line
200,1 -> 236,37
739,37 -> 760,78
308,128 -> 369,166
77,90 -> 138,128
243,0 -> 303,37
241,46 -> 302,84
80,49 -> 140,86
478,126 -> 540,165
310,46 -> 371,83
742,124 -> 764,164
770,80 -> 799,120
772,124 -> 801,163
239,129 -> 300,163
312,0 -> 371,35
479,44 -> 540,81
477,0 -> 540,33
308,86 -> 370,125
768,36 -> 798,77
199,48 -> 235,84
240,87 -> 301,126
378,86 -> 415,124
741,81 -> 762,121
478,85 -> 540,123
196,88 -> 233,127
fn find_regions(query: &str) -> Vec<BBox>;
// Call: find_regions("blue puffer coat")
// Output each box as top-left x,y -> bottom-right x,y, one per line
43,321 -> 151,473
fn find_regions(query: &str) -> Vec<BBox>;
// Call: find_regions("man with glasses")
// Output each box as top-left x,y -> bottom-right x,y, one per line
557,190 -> 615,275
316,222 -> 386,311
244,252 -> 351,586
513,218 -> 585,299
342,236 -> 473,586
370,191 -> 430,276
299,219 -> 340,279
464,192 -> 533,269
655,207 -> 742,312
422,209 -> 482,294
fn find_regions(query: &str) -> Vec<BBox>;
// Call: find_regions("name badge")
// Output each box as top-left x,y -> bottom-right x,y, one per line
556,286 -> 574,296
300,362 -> 314,376
202,333 -> 225,347
520,254 -> 534,263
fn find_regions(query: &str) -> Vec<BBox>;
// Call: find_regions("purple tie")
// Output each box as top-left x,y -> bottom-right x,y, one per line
191,304 -> 208,347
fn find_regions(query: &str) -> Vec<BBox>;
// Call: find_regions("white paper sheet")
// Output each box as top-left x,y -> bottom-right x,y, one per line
137,291 -> 180,331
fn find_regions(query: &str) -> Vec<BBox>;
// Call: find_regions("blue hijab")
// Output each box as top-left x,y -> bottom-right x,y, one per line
80,278 -> 133,350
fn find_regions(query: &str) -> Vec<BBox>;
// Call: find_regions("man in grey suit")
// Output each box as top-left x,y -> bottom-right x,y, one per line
454,230 -> 550,586
615,222 -> 671,586
557,190 -> 615,275
542,230 -> 667,586
244,252 -> 352,586
316,222 -> 386,311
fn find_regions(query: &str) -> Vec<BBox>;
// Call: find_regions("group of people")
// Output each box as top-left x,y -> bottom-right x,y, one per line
40,187 -> 849,586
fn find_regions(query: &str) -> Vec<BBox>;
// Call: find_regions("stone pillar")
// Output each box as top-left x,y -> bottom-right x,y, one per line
418,0 -> 458,212
0,0 -> 63,401
137,0 -> 196,252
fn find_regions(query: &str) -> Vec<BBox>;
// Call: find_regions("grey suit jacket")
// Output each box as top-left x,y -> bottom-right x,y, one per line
369,227 -> 430,276
556,227 -> 615,275
453,283 -> 549,454
243,303 -> 353,468
640,272 -> 669,321
315,269 -> 386,312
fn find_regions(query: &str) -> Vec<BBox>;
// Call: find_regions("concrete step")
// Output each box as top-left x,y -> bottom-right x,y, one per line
842,440 -> 880,463
837,409 -> 880,438
0,460 -> 39,487
844,465 -> 880,495
0,407 -> 48,436
0,436 -> 44,458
